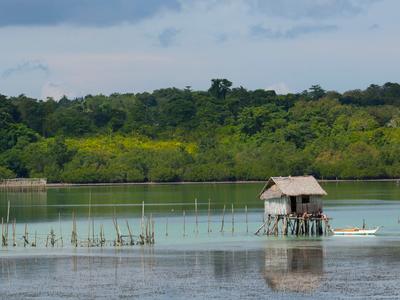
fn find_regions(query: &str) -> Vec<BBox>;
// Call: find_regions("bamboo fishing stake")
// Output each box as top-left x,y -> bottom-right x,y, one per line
87,191 -> 92,247
6,200 -> 10,224
183,210 -> 186,237
245,205 -> 248,234
92,214 -> 95,245
1,217 -> 4,247
12,218 -> 16,247
151,215 -> 155,244
141,201 -> 145,236
71,210 -> 78,247
6,201 -> 10,245
220,205 -> 226,232
208,198 -> 211,233
59,212 -> 63,248
165,216 -> 168,237
24,224 -> 29,247
231,204 -> 234,234
112,208 -> 121,246
195,198 -> 198,234
32,231 -> 37,247
126,220 -> 134,245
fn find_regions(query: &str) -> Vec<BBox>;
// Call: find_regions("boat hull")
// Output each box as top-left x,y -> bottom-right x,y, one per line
332,227 -> 380,236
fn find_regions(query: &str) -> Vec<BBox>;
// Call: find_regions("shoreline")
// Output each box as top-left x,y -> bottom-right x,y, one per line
46,178 -> 400,188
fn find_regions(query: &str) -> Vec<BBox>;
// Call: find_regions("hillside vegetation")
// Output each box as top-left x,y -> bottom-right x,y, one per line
1,80 -> 400,183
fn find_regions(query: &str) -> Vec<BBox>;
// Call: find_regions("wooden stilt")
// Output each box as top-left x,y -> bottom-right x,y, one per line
283,216 -> 288,236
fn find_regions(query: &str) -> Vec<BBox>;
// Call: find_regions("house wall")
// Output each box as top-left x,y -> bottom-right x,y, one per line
264,195 -> 323,216
295,195 -> 323,214
264,197 -> 289,215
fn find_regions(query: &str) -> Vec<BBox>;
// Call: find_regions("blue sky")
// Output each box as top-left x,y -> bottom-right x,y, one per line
0,0 -> 398,99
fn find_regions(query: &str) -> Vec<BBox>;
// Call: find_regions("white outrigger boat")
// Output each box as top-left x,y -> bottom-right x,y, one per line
332,219 -> 380,235
332,226 -> 380,235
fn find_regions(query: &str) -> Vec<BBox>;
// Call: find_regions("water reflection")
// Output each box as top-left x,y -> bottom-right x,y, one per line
0,191 -> 48,221
263,245 -> 324,293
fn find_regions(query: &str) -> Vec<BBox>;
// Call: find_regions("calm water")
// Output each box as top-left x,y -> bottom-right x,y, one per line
1,181 -> 400,299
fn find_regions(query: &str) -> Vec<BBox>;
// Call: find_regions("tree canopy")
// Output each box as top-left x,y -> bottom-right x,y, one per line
1,80 -> 400,182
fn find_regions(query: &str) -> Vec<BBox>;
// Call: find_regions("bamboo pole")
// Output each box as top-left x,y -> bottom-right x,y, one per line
112,208 -> 121,246
195,198 -> 198,234
6,201 -> 10,245
245,205 -> 248,234
141,201 -> 145,236
207,198 -> 211,233
12,218 -> 16,247
183,210 -> 186,237
59,212 -> 63,248
220,205 -> 226,232
87,191 -> 92,247
1,217 -> 4,247
24,224 -> 29,247
151,215 -> 155,244
99,224 -> 104,246
71,210 -> 78,247
165,216 -> 168,237
126,220 -> 134,245
6,200 -> 10,223
32,231 -> 37,247
231,204 -> 234,234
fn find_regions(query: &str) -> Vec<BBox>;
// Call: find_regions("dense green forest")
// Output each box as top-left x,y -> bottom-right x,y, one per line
1,80 -> 400,183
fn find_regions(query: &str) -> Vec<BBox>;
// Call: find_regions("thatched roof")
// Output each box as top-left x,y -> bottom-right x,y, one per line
260,176 -> 327,200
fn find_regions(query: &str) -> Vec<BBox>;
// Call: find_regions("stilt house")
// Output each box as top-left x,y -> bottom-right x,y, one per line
259,176 -> 327,216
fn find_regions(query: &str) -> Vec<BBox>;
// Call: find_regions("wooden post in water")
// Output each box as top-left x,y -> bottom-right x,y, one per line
59,212 -> 63,248
126,220 -> 134,245
5,201 -> 10,245
32,231 -> 37,247
87,192 -> 92,247
231,204 -> 234,234
208,199 -> 211,233
23,224 -> 29,247
71,210 -> 78,247
195,198 -> 198,234
165,216 -> 168,237
220,205 -> 226,232
1,217 -> 3,247
141,201 -> 145,237
100,224 -> 105,246
112,209 -> 122,246
12,218 -> 16,247
245,205 -> 248,234
151,215 -> 155,244
183,210 -> 186,237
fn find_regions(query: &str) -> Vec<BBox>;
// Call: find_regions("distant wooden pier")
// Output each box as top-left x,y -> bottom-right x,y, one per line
0,178 -> 47,191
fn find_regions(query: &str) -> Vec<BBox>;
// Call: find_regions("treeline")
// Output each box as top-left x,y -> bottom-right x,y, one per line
1,80 -> 400,183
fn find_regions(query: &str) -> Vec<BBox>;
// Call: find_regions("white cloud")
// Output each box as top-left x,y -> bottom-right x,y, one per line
41,82 -> 74,100
265,82 -> 291,95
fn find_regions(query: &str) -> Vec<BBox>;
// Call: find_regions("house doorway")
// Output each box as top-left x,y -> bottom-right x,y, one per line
290,196 -> 296,213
